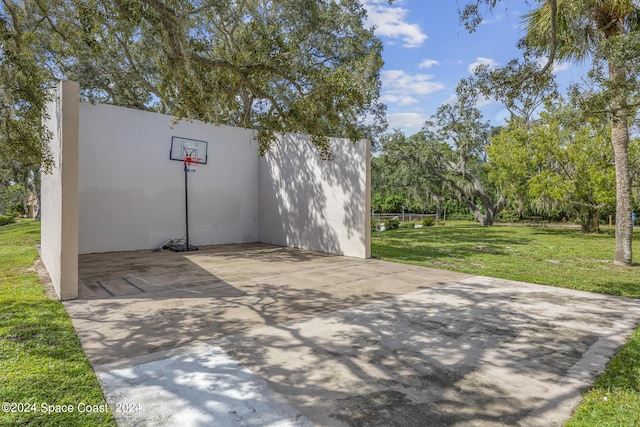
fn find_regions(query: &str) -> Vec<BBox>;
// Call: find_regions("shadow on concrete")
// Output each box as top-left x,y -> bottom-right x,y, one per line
67,245 -> 640,426
68,244 -> 449,365
217,281 -> 625,426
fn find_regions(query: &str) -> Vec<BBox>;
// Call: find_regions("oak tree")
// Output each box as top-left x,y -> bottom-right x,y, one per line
1,0 -> 386,162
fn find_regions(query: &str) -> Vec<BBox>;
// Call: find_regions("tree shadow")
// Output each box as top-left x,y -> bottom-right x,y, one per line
372,227 -> 529,260
67,245 -> 640,426
69,244 -> 406,365
217,280 -> 636,426
259,134 -> 368,258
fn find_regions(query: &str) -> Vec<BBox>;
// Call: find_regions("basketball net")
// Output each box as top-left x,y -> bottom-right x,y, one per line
184,156 -> 201,173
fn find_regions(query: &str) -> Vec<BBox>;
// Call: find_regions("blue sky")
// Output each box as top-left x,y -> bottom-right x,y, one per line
362,0 -> 588,135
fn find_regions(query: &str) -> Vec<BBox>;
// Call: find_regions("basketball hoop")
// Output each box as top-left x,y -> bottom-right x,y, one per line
167,138 -> 208,252
184,157 -> 201,173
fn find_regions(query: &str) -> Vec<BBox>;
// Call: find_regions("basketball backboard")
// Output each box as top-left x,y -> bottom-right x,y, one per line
170,136 -> 208,164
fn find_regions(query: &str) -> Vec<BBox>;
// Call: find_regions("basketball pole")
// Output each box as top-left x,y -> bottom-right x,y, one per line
184,160 -> 191,250
180,158 -> 198,252
168,139 -> 206,253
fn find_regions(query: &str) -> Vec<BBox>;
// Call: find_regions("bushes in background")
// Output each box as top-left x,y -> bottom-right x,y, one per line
384,218 -> 400,230
0,215 -> 16,226
496,209 -> 521,223
0,214 -> 15,226
421,217 -> 435,227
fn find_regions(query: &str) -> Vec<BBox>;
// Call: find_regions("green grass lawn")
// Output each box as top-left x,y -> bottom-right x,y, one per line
373,222 -> 640,297
373,221 -> 640,426
0,220 -> 115,427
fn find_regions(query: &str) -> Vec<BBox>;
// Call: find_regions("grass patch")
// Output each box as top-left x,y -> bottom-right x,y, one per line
0,220 -> 115,427
567,326 -> 640,427
372,221 -> 640,425
372,221 -> 640,297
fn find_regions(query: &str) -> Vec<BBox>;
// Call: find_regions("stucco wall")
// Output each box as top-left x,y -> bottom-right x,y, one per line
259,134 -> 371,258
41,81 -> 371,299
40,81 -> 79,300
78,103 -> 259,254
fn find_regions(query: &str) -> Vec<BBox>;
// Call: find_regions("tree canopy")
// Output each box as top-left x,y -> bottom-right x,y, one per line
378,87 -> 505,226
1,0 -> 386,161
0,1 -> 53,169
489,97 -> 626,232
458,0 -> 640,265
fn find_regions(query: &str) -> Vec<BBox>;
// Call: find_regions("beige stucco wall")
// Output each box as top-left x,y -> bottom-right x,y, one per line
40,80 -> 371,299
78,103 -> 260,254
77,103 -> 370,257
258,134 -> 371,259
40,81 -> 79,300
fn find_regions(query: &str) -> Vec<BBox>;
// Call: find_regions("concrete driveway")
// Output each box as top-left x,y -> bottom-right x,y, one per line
64,244 -> 640,426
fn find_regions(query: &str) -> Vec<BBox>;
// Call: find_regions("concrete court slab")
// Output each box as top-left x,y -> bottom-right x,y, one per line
65,244 -> 640,426
67,243 -> 470,366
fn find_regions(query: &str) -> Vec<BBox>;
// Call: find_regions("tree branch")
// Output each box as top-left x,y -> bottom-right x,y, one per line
537,0 -> 557,75
116,34 -> 167,104
1,0 -> 22,49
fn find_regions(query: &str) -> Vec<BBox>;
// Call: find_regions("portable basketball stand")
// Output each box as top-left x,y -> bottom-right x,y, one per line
167,137 -> 208,252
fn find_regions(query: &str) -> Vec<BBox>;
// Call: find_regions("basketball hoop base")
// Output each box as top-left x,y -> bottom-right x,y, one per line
167,243 -> 199,252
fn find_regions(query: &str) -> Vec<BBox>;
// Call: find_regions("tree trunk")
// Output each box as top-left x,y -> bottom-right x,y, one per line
466,195 -> 504,227
34,168 -> 41,221
579,205 -> 600,233
609,63 -> 633,266
34,192 -> 41,220
471,208 -> 488,226
20,181 -> 31,218
481,206 -> 498,226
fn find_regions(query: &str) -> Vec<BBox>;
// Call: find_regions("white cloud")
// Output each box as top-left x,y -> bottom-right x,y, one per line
362,0 -> 427,48
387,112 -> 428,129
381,70 -> 445,96
468,57 -> 499,74
494,109 -> 511,125
480,15 -> 504,25
443,92 -> 496,108
443,93 -> 458,106
419,59 -> 440,69
380,94 -> 419,106
476,95 -> 497,108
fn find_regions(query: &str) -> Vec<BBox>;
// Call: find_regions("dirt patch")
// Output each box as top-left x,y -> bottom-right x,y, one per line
34,257 -> 59,301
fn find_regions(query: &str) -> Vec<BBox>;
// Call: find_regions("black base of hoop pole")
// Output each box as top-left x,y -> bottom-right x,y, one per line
168,244 -> 198,252
169,160 -> 199,252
